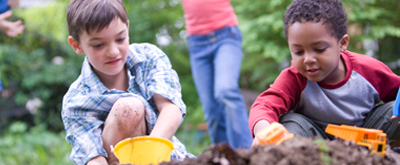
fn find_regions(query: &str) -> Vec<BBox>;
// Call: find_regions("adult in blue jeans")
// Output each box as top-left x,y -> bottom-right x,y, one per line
182,0 -> 252,149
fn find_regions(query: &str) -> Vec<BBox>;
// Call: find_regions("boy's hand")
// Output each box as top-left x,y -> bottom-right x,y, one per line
150,94 -> 182,139
86,156 -> 108,165
0,11 -> 25,37
251,120 -> 271,149
391,116 -> 400,126
251,137 -> 261,148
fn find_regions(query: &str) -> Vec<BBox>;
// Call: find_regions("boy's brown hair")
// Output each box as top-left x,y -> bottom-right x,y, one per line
67,0 -> 129,43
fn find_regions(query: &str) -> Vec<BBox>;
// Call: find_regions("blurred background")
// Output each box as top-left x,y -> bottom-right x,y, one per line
0,0 -> 399,164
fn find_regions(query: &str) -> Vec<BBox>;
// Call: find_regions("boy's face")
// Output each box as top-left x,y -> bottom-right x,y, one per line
287,21 -> 348,84
68,18 -> 130,79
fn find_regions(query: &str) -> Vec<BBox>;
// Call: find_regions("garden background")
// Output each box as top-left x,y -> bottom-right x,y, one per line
0,0 -> 399,164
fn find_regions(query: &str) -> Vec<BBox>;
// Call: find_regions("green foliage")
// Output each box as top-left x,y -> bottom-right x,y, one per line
0,1 -> 84,132
175,127 -> 211,156
232,0 -> 292,91
0,0 -> 201,132
314,139 -> 335,165
0,122 -> 72,165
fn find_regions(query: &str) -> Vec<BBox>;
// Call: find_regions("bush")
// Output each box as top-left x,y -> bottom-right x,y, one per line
0,121 -> 72,165
0,0 -> 203,133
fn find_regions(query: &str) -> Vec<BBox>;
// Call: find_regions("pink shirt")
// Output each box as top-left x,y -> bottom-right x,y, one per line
182,0 -> 238,35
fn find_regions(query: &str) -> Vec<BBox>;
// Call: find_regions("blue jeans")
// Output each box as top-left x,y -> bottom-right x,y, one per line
187,26 -> 252,149
0,77 -> 2,91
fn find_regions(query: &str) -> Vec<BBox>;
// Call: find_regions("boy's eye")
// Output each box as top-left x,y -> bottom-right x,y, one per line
92,44 -> 103,48
117,37 -> 126,42
293,51 -> 304,55
315,48 -> 326,53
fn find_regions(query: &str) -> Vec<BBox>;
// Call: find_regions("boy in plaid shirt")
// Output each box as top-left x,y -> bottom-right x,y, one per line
62,0 -> 193,164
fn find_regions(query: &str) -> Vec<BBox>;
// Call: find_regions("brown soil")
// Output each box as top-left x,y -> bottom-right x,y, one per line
161,136 -> 400,165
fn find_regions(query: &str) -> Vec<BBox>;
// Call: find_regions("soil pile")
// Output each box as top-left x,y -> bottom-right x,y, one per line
161,136 -> 400,165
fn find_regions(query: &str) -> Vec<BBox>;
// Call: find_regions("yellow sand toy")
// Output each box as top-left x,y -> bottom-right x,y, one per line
256,122 -> 294,145
325,124 -> 386,156
256,122 -> 387,156
111,136 -> 174,165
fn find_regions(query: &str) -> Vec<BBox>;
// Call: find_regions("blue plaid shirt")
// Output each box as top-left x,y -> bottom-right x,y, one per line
62,43 -> 193,165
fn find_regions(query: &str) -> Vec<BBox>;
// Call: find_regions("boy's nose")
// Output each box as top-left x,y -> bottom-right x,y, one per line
106,45 -> 120,58
303,53 -> 316,64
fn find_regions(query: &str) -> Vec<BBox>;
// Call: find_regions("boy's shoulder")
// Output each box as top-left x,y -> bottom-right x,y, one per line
128,43 -> 166,59
63,58 -> 106,99
344,50 -> 377,62
62,74 -> 87,108
127,43 -> 171,68
343,50 -> 391,73
63,73 -> 91,98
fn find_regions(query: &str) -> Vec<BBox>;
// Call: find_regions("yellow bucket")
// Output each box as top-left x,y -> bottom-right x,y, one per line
112,136 -> 174,165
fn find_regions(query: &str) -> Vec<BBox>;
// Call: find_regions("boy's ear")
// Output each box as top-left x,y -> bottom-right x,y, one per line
339,34 -> 349,52
68,36 -> 84,55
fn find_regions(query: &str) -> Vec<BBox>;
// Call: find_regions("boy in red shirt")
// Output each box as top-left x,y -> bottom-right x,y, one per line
249,0 -> 400,148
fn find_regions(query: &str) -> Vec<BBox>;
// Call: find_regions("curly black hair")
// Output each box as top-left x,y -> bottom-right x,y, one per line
283,0 -> 347,41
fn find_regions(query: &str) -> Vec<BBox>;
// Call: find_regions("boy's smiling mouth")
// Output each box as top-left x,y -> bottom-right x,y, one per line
106,58 -> 121,65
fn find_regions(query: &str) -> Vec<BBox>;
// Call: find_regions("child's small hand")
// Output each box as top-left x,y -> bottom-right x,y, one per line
251,137 -> 260,149
391,116 -> 400,125
86,156 -> 108,165
0,11 -> 25,37
251,120 -> 271,149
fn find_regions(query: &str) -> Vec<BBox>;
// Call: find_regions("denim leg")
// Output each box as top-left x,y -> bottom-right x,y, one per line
189,34 -> 228,145
0,77 -> 2,91
188,26 -> 252,149
214,34 -> 252,149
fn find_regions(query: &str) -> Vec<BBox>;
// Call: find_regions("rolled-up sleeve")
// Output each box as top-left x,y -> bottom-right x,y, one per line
62,90 -> 109,165
137,44 -> 187,119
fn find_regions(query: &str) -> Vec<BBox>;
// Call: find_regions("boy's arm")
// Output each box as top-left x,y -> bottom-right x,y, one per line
150,94 -> 182,139
63,115 -> 108,165
249,81 -> 300,148
86,156 -> 108,165
248,66 -> 306,137
62,92 -> 108,165
251,120 -> 271,148
136,43 -> 187,137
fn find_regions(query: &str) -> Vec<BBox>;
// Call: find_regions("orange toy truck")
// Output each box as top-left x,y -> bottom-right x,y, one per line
256,122 -> 294,145
325,124 -> 386,156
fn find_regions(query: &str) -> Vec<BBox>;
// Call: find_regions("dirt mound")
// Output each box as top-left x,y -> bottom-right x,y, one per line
161,136 -> 400,165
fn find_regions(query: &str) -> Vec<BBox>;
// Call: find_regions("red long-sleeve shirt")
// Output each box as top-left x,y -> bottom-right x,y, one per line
249,51 -> 400,136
